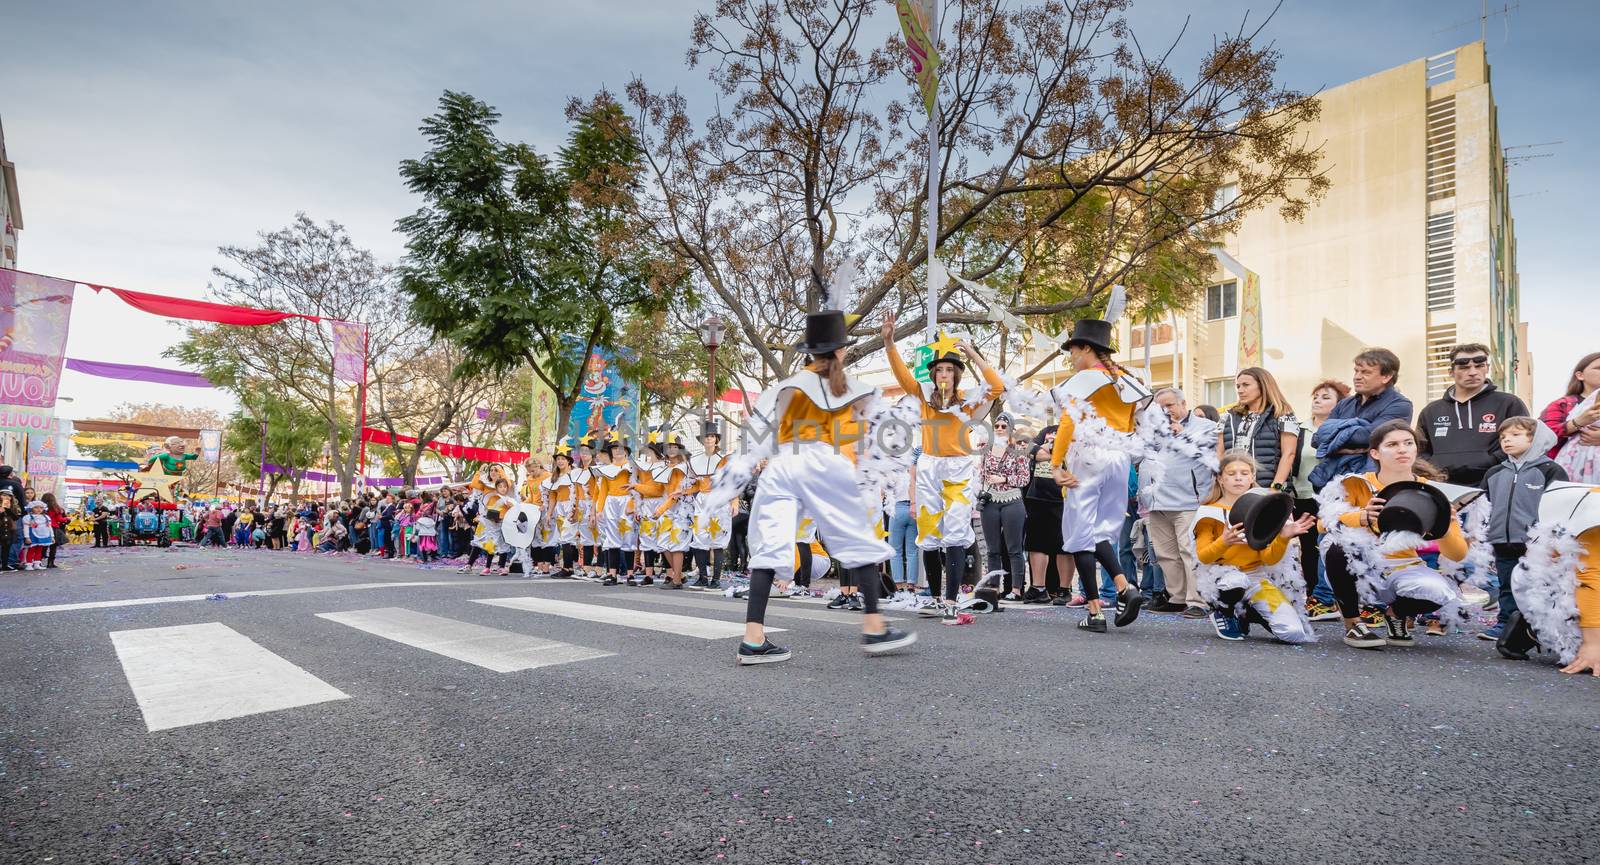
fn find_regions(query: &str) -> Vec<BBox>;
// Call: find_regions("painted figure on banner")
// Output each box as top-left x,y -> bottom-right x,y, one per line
566,347 -> 637,444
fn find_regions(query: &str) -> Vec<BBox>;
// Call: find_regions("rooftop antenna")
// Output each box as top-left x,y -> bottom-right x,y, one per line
1433,1 -> 1520,42
1504,140 -> 1560,167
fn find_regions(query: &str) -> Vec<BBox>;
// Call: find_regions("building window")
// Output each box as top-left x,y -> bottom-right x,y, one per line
1212,183 -> 1239,215
1205,281 -> 1237,321
1204,377 -> 1237,409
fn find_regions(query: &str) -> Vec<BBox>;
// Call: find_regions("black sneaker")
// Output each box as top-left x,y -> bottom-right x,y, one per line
1150,601 -> 1188,613
640,575 -> 655,586
1149,590 -> 1171,609
1497,610 -> 1539,660
707,579 -> 723,591
1383,613 -> 1415,646
1342,622 -> 1387,650
1113,586 -> 1145,627
662,580 -> 685,590
862,627 -> 918,655
1051,593 -> 1070,606
1022,587 -> 1051,604
691,576 -> 710,590
737,640 -> 792,666
847,594 -> 865,612
602,575 -> 619,586
1077,614 -> 1108,633
625,576 -> 638,586
827,595 -> 851,610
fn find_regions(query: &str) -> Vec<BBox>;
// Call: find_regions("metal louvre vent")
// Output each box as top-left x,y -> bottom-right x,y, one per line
1426,324 -> 1458,399
1426,50 -> 1457,86
1426,96 -> 1457,201
1426,211 -> 1456,311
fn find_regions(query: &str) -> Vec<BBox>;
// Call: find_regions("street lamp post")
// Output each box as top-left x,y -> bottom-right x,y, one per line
696,313 -> 725,425
244,406 -> 266,505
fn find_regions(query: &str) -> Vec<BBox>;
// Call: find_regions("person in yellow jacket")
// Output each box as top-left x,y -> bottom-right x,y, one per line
881,311 -> 1005,618
1317,419 -> 1473,650
735,309 -> 916,666
1048,317 -> 1154,633
1193,452 -> 1318,643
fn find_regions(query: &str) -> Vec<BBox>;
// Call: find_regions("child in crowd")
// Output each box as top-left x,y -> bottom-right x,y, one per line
414,512 -> 438,563
22,501 -> 54,570
1481,417 -> 1568,643
1193,452 -> 1318,642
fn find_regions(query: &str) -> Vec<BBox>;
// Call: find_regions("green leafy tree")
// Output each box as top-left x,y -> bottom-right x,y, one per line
226,393 -> 329,505
397,91 -> 678,438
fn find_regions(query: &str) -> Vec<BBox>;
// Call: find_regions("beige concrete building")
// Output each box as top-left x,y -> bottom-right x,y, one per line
1,116 -> 20,270
1038,42 -> 1525,413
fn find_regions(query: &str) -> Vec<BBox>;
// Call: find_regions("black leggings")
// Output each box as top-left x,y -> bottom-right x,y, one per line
467,547 -> 509,568
1324,544 -> 1443,619
747,564 -> 882,625
923,546 -> 969,601
1070,541 -> 1123,595
692,548 -> 725,582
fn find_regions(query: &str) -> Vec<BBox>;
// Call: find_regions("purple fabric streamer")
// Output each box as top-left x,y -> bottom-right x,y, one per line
261,462 -> 445,487
65,357 -> 214,388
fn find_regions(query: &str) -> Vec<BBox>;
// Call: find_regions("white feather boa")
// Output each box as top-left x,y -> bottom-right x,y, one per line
1315,474 -> 1477,630
1511,527 -> 1585,665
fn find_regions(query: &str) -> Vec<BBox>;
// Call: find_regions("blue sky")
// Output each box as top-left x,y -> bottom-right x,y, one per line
2,0 -> 1595,419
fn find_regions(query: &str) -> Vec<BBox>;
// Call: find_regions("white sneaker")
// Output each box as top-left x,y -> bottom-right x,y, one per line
787,585 -> 811,598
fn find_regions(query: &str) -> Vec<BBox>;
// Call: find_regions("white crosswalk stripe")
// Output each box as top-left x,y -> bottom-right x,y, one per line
110,622 -> 349,732
473,596 -> 783,640
316,607 -> 613,672
600,592 -> 903,624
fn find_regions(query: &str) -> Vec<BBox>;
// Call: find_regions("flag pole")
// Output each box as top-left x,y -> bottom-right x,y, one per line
924,2 -> 941,343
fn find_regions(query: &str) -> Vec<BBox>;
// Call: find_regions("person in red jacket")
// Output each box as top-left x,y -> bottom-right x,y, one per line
41,491 -> 69,569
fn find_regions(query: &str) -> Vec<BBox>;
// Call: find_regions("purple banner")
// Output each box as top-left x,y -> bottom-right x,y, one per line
330,320 -> 365,384
65,357 -> 214,388
261,462 -> 445,487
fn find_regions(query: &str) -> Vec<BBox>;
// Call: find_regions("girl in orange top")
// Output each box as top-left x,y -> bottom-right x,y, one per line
880,311 -> 1005,616
592,444 -> 636,585
653,442 -> 695,587
1048,317 -> 1154,634
737,309 -> 915,666
1504,483 -> 1600,676
1193,452 -> 1317,643
1318,419 -> 1471,650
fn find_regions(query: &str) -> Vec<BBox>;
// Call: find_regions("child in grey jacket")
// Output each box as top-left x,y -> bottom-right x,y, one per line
1481,417 -> 1568,639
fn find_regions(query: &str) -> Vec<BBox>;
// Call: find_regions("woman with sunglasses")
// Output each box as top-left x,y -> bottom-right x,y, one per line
1415,343 -> 1530,487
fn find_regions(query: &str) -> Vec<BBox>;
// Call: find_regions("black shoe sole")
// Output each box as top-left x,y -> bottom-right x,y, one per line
862,631 -> 918,655
737,651 -> 792,665
1497,611 -> 1538,660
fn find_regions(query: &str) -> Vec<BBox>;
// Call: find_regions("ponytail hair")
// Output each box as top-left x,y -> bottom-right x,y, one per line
1203,450 -> 1259,505
1093,348 -> 1127,378
809,350 -> 849,397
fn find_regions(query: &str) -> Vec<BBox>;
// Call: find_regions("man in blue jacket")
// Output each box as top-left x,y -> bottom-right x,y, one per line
1309,348 -> 1414,490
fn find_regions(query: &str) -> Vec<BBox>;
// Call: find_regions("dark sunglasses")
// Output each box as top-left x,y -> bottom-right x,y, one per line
1451,355 -> 1489,369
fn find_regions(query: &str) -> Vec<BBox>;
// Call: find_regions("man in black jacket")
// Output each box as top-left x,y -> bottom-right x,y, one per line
1415,343 -> 1529,487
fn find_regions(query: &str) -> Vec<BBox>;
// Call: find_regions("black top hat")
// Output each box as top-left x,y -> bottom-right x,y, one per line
701,421 -> 722,440
1230,487 -> 1294,550
1376,481 -> 1452,541
796,311 -> 858,355
928,347 -> 966,373
1062,318 -> 1116,354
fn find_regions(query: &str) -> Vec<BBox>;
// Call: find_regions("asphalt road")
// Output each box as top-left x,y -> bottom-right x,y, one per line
3,544 -> 1597,864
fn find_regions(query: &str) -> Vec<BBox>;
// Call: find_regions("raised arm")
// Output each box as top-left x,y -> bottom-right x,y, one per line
881,312 -> 923,399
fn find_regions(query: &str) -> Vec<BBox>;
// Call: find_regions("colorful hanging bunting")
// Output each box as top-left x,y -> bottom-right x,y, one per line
88,282 -> 319,326
360,427 -> 530,464
64,357 -> 214,388
71,420 -> 205,438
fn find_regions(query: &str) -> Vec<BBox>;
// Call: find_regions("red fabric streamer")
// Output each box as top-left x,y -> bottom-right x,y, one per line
89,284 -> 320,326
361,428 -> 530,464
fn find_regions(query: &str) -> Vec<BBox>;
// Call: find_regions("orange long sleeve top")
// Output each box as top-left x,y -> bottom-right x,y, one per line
1194,505 -> 1291,571
1325,473 -> 1469,566
886,348 -> 1004,457
592,466 -> 632,514
632,469 -> 668,499
775,371 -> 864,459
1579,526 -> 1600,629
1050,369 -> 1139,468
